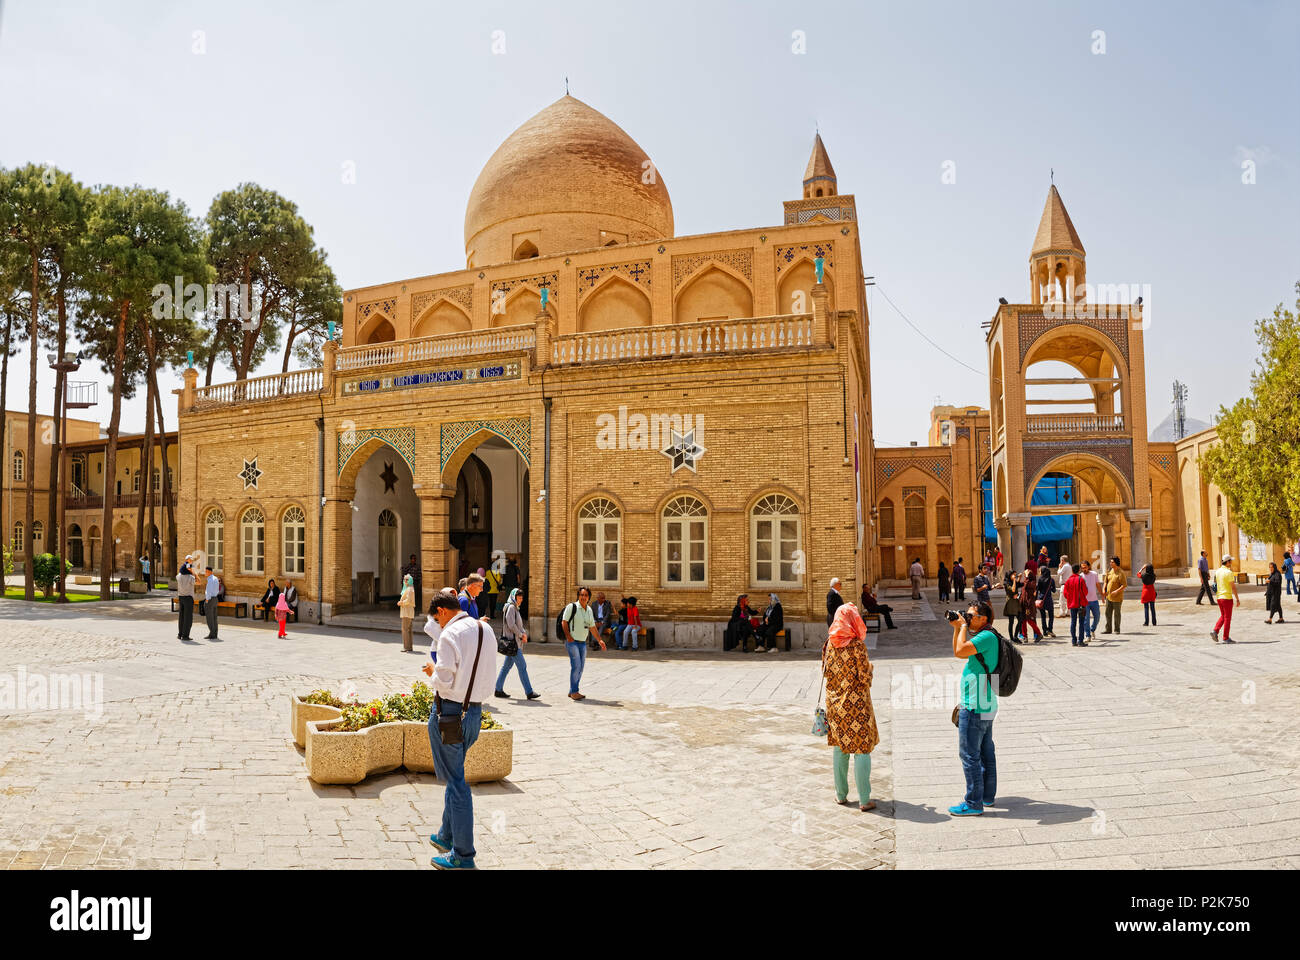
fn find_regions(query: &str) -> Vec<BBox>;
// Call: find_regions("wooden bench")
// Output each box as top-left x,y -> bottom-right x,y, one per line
1255,574 -> 1270,586
253,603 -> 298,623
173,596 -> 247,618
864,613 -> 882,633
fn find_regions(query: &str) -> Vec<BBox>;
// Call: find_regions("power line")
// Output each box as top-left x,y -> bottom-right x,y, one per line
872,284 -> 987,376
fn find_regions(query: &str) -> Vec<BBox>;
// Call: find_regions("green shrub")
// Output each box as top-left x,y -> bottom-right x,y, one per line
2,547 -> 12,576
302,689 -> 345,708
32,553 -> 71,598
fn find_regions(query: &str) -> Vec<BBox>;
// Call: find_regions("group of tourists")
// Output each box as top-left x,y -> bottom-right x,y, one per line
724,592 -> 783,652
172,556 -> 295,641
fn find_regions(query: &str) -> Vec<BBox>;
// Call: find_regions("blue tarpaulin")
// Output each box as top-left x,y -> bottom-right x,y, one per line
983,477 -> 1076,541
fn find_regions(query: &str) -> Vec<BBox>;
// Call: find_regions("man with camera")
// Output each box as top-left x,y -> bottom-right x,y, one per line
946,601 -> 999,816
421,588 -> 497,869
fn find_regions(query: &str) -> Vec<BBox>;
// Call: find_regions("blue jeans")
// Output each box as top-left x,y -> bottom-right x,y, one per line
1069,607 -> 1086,643
566,640 -> 587,694
1286,574 -> 1296,595
427,701 -> 483,861
1086,600 -> 1101,635
610,624 -> 625,648
957,708 -> 997,808
496,651 -> 534,696
622,625 -> 640,650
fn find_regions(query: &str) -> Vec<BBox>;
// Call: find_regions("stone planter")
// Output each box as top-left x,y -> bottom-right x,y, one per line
304,717 -> 405,785
293,695 -> 512,784
400,721 -> 513,784
128,580 -> 149,594
290,694 -> 343,748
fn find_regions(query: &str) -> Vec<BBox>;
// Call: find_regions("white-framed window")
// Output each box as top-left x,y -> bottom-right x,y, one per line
662,495 -> 708,586
151,469 -> 160,493
12,450 -> 23,482
132,470 -> 140,493
205,508 -> 225,572
751,494 -> 802,587
31,520 -> 43,551
578,498 -> 620,586
11,521 -> 22,552
241,507 -> 264,574
282,505 -> 306,575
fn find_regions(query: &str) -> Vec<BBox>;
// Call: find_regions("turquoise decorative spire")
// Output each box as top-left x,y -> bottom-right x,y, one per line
814,256 -> 825,284
540,286 -> 549,310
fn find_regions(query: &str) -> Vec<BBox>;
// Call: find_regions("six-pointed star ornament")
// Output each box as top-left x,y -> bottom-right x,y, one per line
380,461 -> 398,494
238,458 -> 262,490
661,429 -> 706,473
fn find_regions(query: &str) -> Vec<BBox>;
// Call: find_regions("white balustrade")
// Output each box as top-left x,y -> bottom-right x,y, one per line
336,324 -> 537,372
1025,413 -> 1126,435
551,314 -> 815,366
194,367 -> 322,409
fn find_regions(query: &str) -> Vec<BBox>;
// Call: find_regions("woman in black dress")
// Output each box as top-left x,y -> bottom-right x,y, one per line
261,579 -> 280,619
1265,563 -> 1285,624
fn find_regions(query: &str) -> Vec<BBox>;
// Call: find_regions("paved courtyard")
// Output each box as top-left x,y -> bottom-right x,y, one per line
1,583 -> 1298,869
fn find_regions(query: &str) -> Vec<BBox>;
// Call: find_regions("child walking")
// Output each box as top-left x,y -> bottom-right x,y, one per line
275,590 -> 290,638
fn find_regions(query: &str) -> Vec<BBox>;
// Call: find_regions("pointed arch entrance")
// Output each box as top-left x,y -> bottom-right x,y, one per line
346,442 -> 421,607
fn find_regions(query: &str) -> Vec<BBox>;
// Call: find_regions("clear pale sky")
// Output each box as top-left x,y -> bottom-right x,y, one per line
2,0 -> 1297,442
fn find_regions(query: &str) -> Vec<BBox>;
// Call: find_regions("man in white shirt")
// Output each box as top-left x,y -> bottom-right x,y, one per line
1057,554 -> 1072,616
421,588 -> 496,869
1080,560 -> 1102,642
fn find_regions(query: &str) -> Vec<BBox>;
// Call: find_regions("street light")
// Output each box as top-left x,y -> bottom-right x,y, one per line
48,351 -> 96,603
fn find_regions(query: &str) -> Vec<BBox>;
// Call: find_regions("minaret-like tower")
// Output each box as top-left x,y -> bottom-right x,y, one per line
1029,185 -> 1087,304
802,133 -> 838,198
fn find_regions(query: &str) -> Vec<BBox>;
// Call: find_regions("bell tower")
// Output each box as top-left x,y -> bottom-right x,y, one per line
802,133 -> 838,198
1029,185 -> 1087,305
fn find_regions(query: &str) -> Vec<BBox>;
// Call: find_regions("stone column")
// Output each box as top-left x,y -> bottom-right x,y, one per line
534,309 -> 556,367
180,367 -> 197,413
320,497 -> 354,616
1126,508 -> 1151,582
1097,511 -> 1118,568
812,282 -> 832,344
322,340 -> 338,394
1009,512 -> 1031,572
419,485 -> 454,603
994,517 -> 1010,569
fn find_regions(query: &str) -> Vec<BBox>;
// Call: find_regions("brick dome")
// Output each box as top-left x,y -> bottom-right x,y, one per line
464,96 -> 674,268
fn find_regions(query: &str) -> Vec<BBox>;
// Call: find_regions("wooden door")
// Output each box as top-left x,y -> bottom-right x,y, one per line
378,510 -> 399,598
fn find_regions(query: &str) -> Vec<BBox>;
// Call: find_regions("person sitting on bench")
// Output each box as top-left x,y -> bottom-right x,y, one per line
261,579 -> 280,619
860,586 -> 896,629
724,594 -> 757,652
756,592 -> 784,652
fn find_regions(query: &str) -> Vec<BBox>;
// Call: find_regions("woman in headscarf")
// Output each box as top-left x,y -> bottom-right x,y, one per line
398,573 -> 416,652
495,588 -> 540,699
725,594 -> 756,653
1265,562 -> 1285,624
1139,563 -> 1158,626
822,603 -> 879,811
756,593 -> 784,652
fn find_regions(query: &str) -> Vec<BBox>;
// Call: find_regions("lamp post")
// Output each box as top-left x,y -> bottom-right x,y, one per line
47,352 -> 96,602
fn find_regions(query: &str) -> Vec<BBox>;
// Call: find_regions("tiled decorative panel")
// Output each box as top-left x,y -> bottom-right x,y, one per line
440,418 -> 531,470
337,427 -> 416,477
576,260 -> 652,303
671,249 -> 753,289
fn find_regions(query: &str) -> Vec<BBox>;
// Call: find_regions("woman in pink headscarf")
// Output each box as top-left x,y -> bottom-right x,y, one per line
274,590 -> 290,638
821,602 -> 879,811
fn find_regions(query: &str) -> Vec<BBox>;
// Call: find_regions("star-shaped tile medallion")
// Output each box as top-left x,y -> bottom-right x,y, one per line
661,430 -> 706,473
380,461 -> 398,494
239,458 -> 262,490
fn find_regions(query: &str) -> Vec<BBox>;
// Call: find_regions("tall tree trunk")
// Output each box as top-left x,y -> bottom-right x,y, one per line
281,318 -> 298,373
204,339 -> 218,386
152,375 -> 175,577
47,276 -> 68,539
134,364 -> 155,583
99,303 -> 128,600
24,251 -> 38,600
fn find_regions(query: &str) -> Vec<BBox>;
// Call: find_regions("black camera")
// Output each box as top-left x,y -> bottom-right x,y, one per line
945,609 -> 972,623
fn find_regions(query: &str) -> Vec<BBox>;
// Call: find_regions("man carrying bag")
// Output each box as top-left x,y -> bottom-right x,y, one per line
421,588 -> 497,869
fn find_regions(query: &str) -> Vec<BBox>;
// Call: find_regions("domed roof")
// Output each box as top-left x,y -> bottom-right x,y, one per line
464,96 -> 673,264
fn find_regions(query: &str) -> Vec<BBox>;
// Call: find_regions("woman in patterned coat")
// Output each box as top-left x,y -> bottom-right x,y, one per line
822,602 -> 880,812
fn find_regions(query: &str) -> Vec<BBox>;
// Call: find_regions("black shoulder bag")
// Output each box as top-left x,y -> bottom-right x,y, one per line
437,622 -> 484,746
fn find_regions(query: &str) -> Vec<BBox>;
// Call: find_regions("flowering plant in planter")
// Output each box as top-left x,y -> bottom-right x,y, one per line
302,689 -> 347,708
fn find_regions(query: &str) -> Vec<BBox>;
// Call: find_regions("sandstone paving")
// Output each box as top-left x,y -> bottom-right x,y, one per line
1,590 -> 1297,869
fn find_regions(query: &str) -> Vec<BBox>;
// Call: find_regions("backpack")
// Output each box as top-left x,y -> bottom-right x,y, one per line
554,602 -> 576,640
973,628 -> 1023,698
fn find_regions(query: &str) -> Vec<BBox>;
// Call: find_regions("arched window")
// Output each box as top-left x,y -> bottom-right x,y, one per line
12,449 -> 23,482
878,499 -> 895,540
11,521 -> 22,552
205,508 -> 225,572
751,494 -> 802,586
936,497 -> 952,539
662,496 -> 708,585
904,491 -> 926,540
31,520 -> 43,551
578,498 -> 620,586
514,240 -> 539,260
282,506 -> 306,575
241,507 -> 265,574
